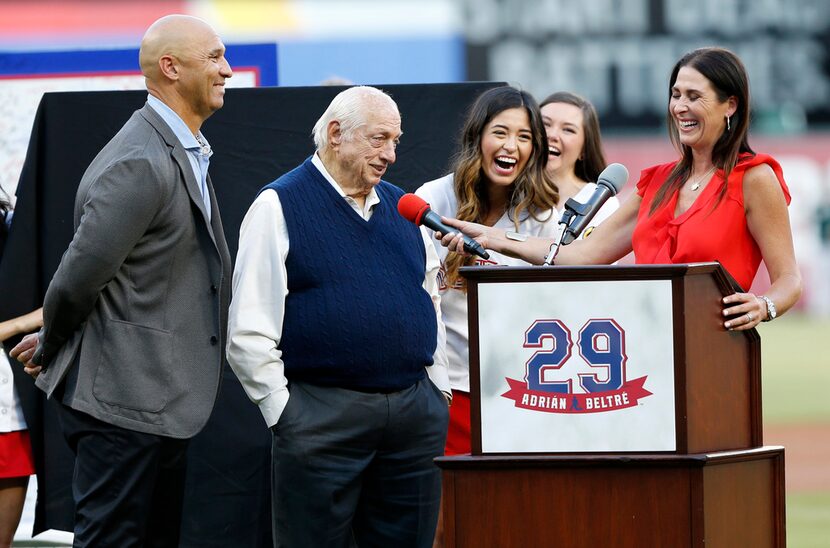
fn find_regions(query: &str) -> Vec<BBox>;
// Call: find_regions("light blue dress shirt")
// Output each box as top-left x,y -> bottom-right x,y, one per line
146,94 -> 212,221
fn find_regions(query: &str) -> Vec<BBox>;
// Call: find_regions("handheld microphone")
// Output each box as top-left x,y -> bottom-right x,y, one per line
544,163 -> 628,265
397,193 -> 490,260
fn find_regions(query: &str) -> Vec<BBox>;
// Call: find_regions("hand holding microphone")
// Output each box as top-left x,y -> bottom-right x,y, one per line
398,194 -> 490,260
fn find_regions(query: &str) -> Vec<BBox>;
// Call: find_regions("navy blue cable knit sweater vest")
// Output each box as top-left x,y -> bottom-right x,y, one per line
262,158 -> 436,391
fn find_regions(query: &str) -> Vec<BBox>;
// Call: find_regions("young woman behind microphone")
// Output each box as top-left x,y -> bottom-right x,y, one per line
415,85 -> 558,456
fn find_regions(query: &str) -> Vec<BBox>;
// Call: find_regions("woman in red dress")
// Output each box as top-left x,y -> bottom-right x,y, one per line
439,47 -> 802,328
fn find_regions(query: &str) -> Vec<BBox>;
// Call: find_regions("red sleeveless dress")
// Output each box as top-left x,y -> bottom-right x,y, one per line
631,153 -> 790,290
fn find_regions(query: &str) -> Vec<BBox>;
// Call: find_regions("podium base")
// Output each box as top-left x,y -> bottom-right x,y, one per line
436,446 -> 785,548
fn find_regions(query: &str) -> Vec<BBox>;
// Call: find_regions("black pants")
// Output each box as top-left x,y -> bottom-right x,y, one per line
55,402 -> 189,548
271,377 -> 449,548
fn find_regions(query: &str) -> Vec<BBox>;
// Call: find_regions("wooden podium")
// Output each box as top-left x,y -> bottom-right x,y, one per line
436,263 -> 785,547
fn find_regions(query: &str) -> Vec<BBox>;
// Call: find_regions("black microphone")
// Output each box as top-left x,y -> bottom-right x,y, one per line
398,193 -> 490,260
559,163 -> 628,245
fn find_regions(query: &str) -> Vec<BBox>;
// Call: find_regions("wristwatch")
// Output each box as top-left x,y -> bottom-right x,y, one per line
759,295 -> 777,321
505,231 -> 528,242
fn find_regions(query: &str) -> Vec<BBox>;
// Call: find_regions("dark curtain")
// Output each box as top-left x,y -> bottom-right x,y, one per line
0,82 -> 502,546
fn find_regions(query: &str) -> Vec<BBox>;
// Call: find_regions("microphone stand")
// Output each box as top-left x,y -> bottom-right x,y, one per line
544,213 -> 572,266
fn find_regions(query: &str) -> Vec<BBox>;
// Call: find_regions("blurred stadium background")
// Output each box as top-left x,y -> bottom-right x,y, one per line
2,1 -> 827,546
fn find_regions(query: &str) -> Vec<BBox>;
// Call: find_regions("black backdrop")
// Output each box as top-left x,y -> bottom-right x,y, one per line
0,82 -> 502,546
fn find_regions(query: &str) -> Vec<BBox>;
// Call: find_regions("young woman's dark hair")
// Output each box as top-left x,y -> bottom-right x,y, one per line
445,86 -> 557,288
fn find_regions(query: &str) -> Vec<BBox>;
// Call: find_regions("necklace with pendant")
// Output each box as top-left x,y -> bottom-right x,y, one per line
689,166 -> 716,191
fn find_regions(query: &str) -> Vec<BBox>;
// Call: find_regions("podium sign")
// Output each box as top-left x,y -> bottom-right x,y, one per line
477,278 -> 676,453
464,263 -> 763,456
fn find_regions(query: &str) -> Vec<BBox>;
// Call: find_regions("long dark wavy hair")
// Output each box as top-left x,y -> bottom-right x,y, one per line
539,91 -> 607,183
651,47 -> 754,214
445,86 -> 558,289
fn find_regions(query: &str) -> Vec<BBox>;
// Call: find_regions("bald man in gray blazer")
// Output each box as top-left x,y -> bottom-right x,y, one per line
12,14 -> 232,547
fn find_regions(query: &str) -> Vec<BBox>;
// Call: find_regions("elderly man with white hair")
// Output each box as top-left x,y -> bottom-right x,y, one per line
227,86 -> 451,547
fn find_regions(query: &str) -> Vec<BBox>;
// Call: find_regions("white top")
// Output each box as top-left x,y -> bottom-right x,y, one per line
0,350 -> 27,432
416,175 -> 620,393
2,210 -> 27,432
227,154 -> 450,428
416,174 -> 564,393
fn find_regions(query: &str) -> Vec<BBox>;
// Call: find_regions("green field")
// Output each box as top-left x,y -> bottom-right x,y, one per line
787,492 -> 830,548
759,313 -> 830,548
759,313 -> 830,424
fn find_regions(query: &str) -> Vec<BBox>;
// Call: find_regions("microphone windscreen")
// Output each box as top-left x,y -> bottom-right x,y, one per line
397,193 -> 430,225
596,163 -> 629,195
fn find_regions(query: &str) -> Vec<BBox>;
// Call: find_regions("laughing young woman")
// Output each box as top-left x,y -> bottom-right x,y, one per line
540,91 -> 618,238
439,48 -> 801,330
415,86 -> 558,456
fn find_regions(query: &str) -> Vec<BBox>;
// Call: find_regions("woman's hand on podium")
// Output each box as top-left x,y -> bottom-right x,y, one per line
722,292 -> 766,330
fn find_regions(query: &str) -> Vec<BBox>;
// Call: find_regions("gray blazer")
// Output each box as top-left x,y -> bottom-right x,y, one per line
35,104 -> 232,439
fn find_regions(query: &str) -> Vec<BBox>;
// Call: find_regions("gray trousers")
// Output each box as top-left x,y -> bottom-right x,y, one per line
270,376 -> 449,548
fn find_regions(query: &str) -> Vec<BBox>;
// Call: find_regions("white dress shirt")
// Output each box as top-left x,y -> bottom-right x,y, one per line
227,153 -> 450,427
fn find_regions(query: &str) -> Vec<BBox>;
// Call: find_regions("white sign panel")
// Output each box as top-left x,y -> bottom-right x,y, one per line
477,279 -> 675,453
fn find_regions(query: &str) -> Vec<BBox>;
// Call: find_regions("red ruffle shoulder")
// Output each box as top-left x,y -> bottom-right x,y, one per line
631,153 -> 790,290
